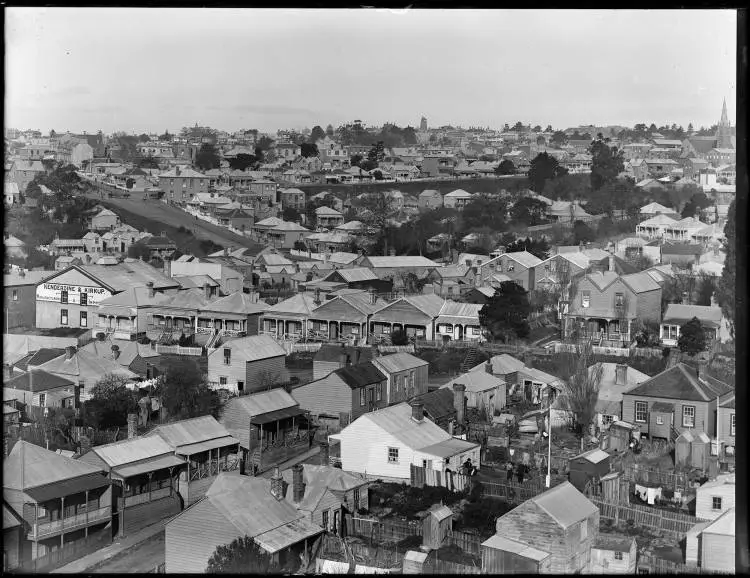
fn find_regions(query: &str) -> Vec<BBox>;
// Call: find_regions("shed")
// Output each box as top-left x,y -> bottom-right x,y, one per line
606,420 -> 635,453
701,508 -> 735,573
675,429 -> 694,468
568,448 -> 611,492
590,536 -> 637,574
422,503 -> 453,550
402,550 -> 429,574
685,519 -> 711,566
480,534 -> 551,574
649,401 -> 675,440
600,471 -> 629,505
691,432 -> 710,471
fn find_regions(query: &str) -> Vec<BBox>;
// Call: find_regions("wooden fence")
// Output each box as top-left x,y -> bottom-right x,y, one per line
637,552 -> 730,575
428,557 -> 482,575
589,497 -> 706,536
410,464 -> 472,493
154,344 -> 203,356
619,463 -> 695,495
147,563 -> 166,573
345,514 -> 422,544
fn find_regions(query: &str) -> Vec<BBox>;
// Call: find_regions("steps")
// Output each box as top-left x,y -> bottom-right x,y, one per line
459,345 -> 479,373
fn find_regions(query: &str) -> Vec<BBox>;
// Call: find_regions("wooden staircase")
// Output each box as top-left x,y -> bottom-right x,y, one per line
459,345 -> 479,373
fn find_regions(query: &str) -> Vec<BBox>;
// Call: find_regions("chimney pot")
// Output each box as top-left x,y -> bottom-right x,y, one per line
270,466 -> 284,500
127,413 -> 138,439
412,402 -> 424,422
66,346 -> 76,360
147,281 -> 155,298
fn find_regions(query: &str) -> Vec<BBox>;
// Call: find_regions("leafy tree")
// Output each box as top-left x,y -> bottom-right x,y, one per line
310,125 -> 326,143
229,154 -> 258,171
300,143 -> 319,158
462,195 -> 508,233
572,220 -> 596,244
544,125 -> 553,132
367,141 -> 386,164
283,207 -> 301,222
495,159 -> 516,175
551,131 -> 567,146
510,197 -> 548,226
159,130 -> 172,142
716,200 -> 735,335
372,169 -> 384,180
325,124 -> 334,138
542,173 -> 589,202
128,242 -> 153,262
512,121 -> 525,132
358,192 -> 396,255
293,240 -> 307,251
680,192 -> 712,219
350,154 -> 363,167
84,374 -> 138,430
391,328 -> 409,346
589,135 -> 625,191
359,159 -> 378,172
687,123 -> 694,133
505,237 -> 550,260
479,281 -> 531,342
560,343 -> 603,447
695,273 -> 717,307
195,143 -> 221,170
529,153 -> 567,193
256,135 -> 274,152
138,133 -> 150,142
156,360 -> 220,420
206,536 -> 278,574
532,125 -> 542,132
678,317 -> 707,356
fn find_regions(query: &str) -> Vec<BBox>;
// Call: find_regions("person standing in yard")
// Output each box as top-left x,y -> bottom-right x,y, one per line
505,461 -> 513,481
516,463 -> 525,484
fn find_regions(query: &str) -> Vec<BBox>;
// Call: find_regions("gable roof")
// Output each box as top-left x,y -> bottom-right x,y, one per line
623,363 -> 733,402
36,348 -> 138,382
703,507 -> 735,537
206,292 -> 269,315
4,440 -> 105,491
4,369 -> 76,392
663,304 -> 723,328
372,352 -> 428,374
13,348 -> 67,370
86,435 -> 176,468
335,362 -> 386,389
266,292 -> 319,316
323,267 -> 379,284
504,251 -> 543,268
441,370 -> 505,394
212,334 -> 287,362
528,481 -> 598,528
487,354 -> 526,375
363,255 -> 439,269
409,388 -> 456,421
281,464 -> 367,511
620,271 -> 661,293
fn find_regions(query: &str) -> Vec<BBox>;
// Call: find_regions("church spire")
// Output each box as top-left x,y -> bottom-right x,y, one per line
714,98 -> 732,149
720,98 -> 729,126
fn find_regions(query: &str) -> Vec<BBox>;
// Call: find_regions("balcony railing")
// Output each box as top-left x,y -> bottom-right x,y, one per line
123,486 -> 172,508
30,506 -> 112,540
188,456 -> 239,482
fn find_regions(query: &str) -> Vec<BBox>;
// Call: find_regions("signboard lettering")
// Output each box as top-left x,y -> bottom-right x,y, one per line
36,283 -> 111,305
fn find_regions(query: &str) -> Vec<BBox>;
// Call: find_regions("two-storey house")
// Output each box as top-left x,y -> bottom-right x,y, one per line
207,334 -> 288,395
371,352 -> 429,405
157,166 -> 210,204
621,363 -> 733,441
475,251 -> 543,291
563,271 -> 662,346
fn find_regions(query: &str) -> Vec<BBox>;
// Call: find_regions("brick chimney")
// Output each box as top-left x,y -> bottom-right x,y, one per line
270,467 -> 285,500
389,248 -> 396,257
292,464 -> 305,504
163,259 -> 172,278
485,360 -> 493,374
615,364 -> 628,386
319,442 -> 329,466
147,281 -> 155,298
204,283 -> 211,300
369,290 -> 377,305
681,291 -> 689,305
412,402 -> 424,422
65,346 -> 76,360
127,413 -> 138,439
453,383 -> 466,427
314,288 -> 321,306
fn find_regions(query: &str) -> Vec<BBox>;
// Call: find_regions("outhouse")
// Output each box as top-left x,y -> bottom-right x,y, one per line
568,448 -> 611,492
691,432 -> 710,471
422,503 -> 453,550
675,430 -> 694,468
606,420 -> 636,453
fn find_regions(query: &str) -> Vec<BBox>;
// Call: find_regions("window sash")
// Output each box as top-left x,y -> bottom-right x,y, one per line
387,447 -> 398,463
730,414 -> 735,436
682,406 -> 695,428
712,497 -> 722,510
634,402 -> 647,423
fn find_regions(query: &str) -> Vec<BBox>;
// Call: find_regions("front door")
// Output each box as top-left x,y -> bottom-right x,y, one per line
333,509 -> 340,535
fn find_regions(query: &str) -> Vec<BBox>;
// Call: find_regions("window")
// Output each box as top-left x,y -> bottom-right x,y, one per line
387,447 -> 399,464
615,293 -> 624,307
60,309 -> 69,325
322,509 -> 329,531
712,497 -> 722,510
682,405 -> 695,428
656,415 -> 664,425
80,311 -> 88,327
602,414 -> 614,425
635,401 -> 647,423
614,551 -> 623,561
223,348 -> 231,365
507,264 -> 515,272
219,377 -> 227,385
12,289 -> 18,301
376,383 -> 382,401
237,381 -> 244,392
360,388 -> 366,406
39,393 -> 46,407
60,290 -> 68,304
582,290 -> 590,308
80,292 -> 88,306
353,489 -> 360,508
730,414 -> 735,436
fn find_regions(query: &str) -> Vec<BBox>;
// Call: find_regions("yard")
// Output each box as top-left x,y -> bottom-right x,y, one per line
86,530 -> 165,574
599,518 -> 684,565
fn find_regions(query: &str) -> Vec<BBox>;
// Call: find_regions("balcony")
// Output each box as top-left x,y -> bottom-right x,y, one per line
29,506 -> 112,540
123,486 -> 172,508
188,456 -> 240,482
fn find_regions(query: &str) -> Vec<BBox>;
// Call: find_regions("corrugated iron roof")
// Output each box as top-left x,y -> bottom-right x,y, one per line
325,267 -> 379,283
372,352 -> 428,374
441,371 -> 504,394
504,251 -> 543,268
266,293 -> 318,316
573,448 -> 610,464
410,389 -> 455,421
530,481 -> 599,528
221,388 -> 298,419
437,300 -> 483,320
112,454 -> 186,478
624,363 -> 732,402
663,304 -> 723,327
419,437 -> 479,458
91,435 -> 177,467
209,335 -> 286,363
363,256 -> 439,269
481,534 -> 551,561
148,415 -> 234,449
336,362 -> 386,389
4,440 -> 105,491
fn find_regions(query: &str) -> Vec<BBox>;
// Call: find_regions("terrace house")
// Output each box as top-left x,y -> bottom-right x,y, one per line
475,251 -> 543,291
368,294 -> 444,342
261,292 -> 319,339
308,291 -> 385,342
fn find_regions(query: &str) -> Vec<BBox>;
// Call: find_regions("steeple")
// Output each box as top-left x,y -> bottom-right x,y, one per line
720,98 -> 729,126
714,98 -> 733,149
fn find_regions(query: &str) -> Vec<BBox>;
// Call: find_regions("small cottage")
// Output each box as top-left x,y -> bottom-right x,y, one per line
589,536 -> 637,574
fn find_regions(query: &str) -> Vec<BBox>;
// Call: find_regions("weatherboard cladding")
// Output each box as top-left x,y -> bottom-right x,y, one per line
370,298 -> 434,326
309,296 -> 369,323
292,373 -> 353,418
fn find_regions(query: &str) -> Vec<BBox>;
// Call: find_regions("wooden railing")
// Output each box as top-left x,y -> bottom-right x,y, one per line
30,506 -> 111,539
189,456 -> 239,481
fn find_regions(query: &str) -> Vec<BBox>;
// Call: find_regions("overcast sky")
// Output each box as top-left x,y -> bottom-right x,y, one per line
5,8 -> 737,135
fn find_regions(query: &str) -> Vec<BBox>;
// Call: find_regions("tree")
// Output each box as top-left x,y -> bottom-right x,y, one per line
716,200 -> 735,335
462,195 -> 509,232
300,143 -> 319,158
325,124 -> 334,138
84,374 -> 138,430
367,141 -> 386,164
560,343 -> 603,447
680,192 -> 712,219
572,220 -> 596,244
206,536 -> 278,574
495,159 -> 516,175
512,121 -> 525,132
139,156 -> 160,169
391,328 -> 409,346
589,136 -> 624,191
283,207 -> 301,222
293,240 -> 307,251
159,130 -> 172,142
510,197 -> 548,227
138,133 -> 150,142
678,317 -> 707,356
695,273 -> 717,306
310,125 -> 326,143
479,281 -> 531,342
156,360 -> 220,420
228,154 -> 258,171
195,143 -> 221,170
127,242 -> 153,262
358,192 -> 396,255
551,131 -> 567,146
529,152 -> 567,193
350,154 -> 363,167
505,237 -> 550,260
256,135 -> 274,152
532,125 -> 542,132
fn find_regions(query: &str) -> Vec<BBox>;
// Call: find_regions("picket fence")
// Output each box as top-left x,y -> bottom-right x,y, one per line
154,344 -> 203,356
429,557 -> 482,575
589,496 -> 706,536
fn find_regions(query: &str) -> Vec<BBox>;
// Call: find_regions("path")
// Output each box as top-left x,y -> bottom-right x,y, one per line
51,517 -> 169,574
260,445 -> 321,477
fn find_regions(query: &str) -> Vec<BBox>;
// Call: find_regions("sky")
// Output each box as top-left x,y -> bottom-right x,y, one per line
5,9 -> 737,135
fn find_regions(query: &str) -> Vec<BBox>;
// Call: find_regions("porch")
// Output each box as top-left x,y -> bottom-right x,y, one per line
246,409 -> 313,473
369,321 -> 429,343
565,316 -> 632,346
263,316 -> 308,341
181,444 -> 242,483
25,485 -> 112,542
308,318 -> 366,342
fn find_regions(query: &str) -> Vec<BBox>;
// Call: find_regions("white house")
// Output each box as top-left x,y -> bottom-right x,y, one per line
331,402 -> 480,483
660,304 -> 731,346
635,214 -> 679,239
695,474 -> 735,521
443,189 -> 474,210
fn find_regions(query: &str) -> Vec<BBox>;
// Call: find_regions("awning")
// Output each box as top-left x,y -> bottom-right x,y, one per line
254,517 -> 323,554
250,406 -> 307,426
418,438 -> 479,459
175,436 -> 239,456
25,472 -> 110,503
435,315 -> 479,326
371,310 -> 431,326
112,454 -> 186,479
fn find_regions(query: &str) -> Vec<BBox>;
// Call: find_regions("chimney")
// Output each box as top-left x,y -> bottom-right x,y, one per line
161,230 -> 167,238
615,364 -> 627,386
370,290 -> 377,305
175,166 -> 180,176
292,464 -> 305,503
65,346 -> 76,360
127,413 -> 138,439
270,467 -> 284,500
389,248 -> 396,257
224,247 -> 229,256
579,242 -> 584,252
204,282 -> 211,300
681,291 -> 689,305
147,281 -> 155,298
609,253 -> 615,272
412,402 -> 424,422
314,288 -> 321,306
453,383 -> 466,427
249,290 -> 259,304
319,442 -> 330,466
112,348 -> 121,360
448,421 -> 454,436
163,259 -> 172,278
485,360 -> 493,374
